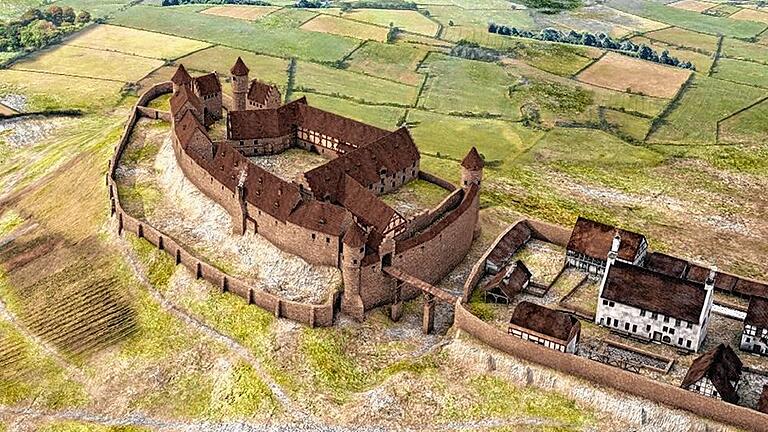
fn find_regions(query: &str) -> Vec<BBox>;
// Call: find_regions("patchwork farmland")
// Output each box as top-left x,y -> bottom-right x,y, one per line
1,0 -> 768,430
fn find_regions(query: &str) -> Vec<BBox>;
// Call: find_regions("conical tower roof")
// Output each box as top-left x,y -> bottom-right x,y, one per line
461,147 -> 484,170
343,223 -> 367,248
171,64 -> 192,85
231,56 -> 250,76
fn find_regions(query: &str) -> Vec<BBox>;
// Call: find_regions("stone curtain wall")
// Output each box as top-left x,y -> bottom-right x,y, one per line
107,82 -> 337,328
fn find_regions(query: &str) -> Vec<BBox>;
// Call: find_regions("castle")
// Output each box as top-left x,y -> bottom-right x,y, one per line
167,58 -> 481,322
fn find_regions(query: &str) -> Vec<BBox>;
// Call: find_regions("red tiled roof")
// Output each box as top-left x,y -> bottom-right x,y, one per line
461,147 -> 484,170
603,260 -> 707,323
170,85 -> 203,116
247,80 -> 280,105
171,64 -> 192,85
510,301 -> 580,343
303,127 -> 420,201
567,217 -> 646,262
746,296 -> 768,329
681,344 -> 742,404
287,199 -> 350,236
231,56 -> 249,76
194,72 -> 221,97
483,260 -> 530,299
343,222 -> 367,248
297,103 -> 390,147
337,175 -> 399,234
645,252 -> 688,278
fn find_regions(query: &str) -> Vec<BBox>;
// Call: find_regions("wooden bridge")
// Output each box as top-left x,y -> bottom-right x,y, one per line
383,266 -> 459,335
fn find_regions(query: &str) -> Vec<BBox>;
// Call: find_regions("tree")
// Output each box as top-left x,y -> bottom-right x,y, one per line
488,23 -> 498,33
76,11 -> 92,24
581,33 -> 597,46
448,19 -> 454,26
62,6 -> 76,24
521,103 -> 541,127
45,5 -> 64,26
637,44 -> 653,60
19,19 -> 56,49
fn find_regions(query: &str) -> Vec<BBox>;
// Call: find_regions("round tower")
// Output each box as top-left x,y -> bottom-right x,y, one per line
230,56 -> 250,111
461,146 -> 485,188
341,223 -> 367,321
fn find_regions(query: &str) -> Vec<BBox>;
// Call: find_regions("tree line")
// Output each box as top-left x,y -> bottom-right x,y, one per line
0,6 -> 91,53
340,1 -> 418,11
160,0 -> 272,5
488,24 -> 696,70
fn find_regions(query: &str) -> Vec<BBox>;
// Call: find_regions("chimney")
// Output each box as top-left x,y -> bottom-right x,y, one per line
598,233 -> 621,301
706,266 -> 717,290
699,265 -> 717,328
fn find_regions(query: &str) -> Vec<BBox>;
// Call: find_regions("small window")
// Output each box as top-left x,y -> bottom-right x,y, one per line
687,322 -> 693,329
311,233 -> 316,240
624,323 -> 630,331
609,301 -> 615,307
686,340 -> 692,348
632,325 -> 637,333
640,310 -> 645,317
646,325 -> 651,331
664,316 -> 670,323
678,337 -> 683,345
670,328 -> 675,335
326,237 -> 330,243
602,300 -> 608,306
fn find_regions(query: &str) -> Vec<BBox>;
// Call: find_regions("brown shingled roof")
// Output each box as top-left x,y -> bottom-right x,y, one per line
303,127 -> 420,201
337,175 -> 400,234
510,301 -> 580,342
759,385 -> 768,414
171,64 -> 192,85
603,260 -> 707,323
487,223 -> 531,272
247,80 -> 280,105
194,72 -> 221,97
231,57 -> 249,76
287,200 -> 350,236
733,278 -> 768,298
170,85 -> 203,116
681,344 -> 742,404
646,252 -> 688,278
746,296 -> 768,329
343,222 -> 367,248
461,147 -> 484,170
483,260 -> 530,299
687,264 -> 738,292
298,103 -> 390,147
567,217 -> 646,262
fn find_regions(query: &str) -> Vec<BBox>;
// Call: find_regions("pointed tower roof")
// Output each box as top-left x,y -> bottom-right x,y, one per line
343,223 -> 368,248
231,57 -> 250,76
461,147 -> 484,170
171,64 -> 192,85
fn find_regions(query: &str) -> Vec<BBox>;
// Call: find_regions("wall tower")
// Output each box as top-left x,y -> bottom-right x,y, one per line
231,57 -> 250,111
461,147 -> 485,188
341,223 -> 367,321
171,64 -> 192,94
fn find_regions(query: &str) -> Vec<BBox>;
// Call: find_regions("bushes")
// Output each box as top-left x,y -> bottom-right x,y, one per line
386,24 -> 400,43
293,0 -> 331,7
161,0 -> 272,4
0,6 -> 91,53
340,1 -> 418,11
450,40 -> 500,62
489,24 -> 696,71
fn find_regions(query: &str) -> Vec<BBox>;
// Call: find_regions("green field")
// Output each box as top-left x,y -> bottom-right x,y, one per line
603,108 -> 653,142
418,53 -> 519,118
429,5 -> 535,32
719,98 -> 768,144
0,0 -> 41,20
630,35 -> 714,74
649,75 -> 767,144
340,8 -> 439,36
290,92 -> 406,129
721,37 -> 768,64
610,0 -> 767,38
346,41 -> 427,86
109,5 -> 360,63
511,40 -> 597,76
301,13 -> 389,42
712,58 -> 768,88
64,24 -> 211,60
295,61 -> 418,106
643,27 -> 720,54
11,44 -> 164,83
177,45 -> 290,89
0,69 -> 125,111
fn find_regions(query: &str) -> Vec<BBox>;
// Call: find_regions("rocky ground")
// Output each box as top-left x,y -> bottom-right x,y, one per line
248,148 -> 328,184
115,119 -> 340,304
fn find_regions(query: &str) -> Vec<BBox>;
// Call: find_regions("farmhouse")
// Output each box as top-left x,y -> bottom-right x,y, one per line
508,301 -> 580,354
595,235 -> 714,352
741,296 -> 768,356
166,60 -> 481,322
566,217 -> 648,278
481,260 -> 530,304
681,344 -> 742,404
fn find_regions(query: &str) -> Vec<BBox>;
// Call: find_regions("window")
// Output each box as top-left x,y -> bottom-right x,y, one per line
686,340 -> 692,349
326,237 -> 330,243
632,325 -> 637,333
311,233 -> 316,240
678,338 -> 683,345
670,328 -> 675,335
646,325 -> 651,331
603,300 -> 608,306
609,301 -> 615,307
651,312 -> 658,319
687,322 -> 693,329
640,310 -> 646,317
664,316 -> 670,323
606,317 -> 611,326
625,323 -> 630,331
675,319 -> 681,327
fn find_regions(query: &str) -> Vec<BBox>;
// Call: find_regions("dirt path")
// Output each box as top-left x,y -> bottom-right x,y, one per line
0,405 -> 572,432
116,237 -> 314,424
